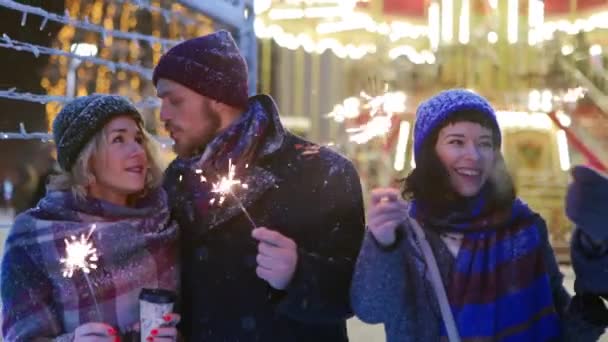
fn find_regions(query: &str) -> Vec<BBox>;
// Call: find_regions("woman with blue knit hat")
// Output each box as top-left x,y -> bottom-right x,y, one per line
351,89 -> 607,341
1,94 -> 180,341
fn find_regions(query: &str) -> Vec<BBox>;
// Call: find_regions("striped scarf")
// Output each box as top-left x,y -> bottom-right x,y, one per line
413,195 -> 561,341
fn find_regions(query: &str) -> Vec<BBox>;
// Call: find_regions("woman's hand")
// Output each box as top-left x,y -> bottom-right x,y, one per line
74,322 -> 118,342
145,313 -> 181,342
368,188 -> 409,247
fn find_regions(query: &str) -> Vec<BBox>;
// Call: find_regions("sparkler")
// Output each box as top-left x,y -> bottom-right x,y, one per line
59,224 -> 102,321
209,159 -> 257,229
327,85 -> 407,144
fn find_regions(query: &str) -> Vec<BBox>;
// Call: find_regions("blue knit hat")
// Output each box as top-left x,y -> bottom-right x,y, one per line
153,30 -> 249,108
413,89 -> 501,163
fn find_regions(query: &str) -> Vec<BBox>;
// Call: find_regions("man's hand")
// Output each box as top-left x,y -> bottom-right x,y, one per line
252,227 -> 298,290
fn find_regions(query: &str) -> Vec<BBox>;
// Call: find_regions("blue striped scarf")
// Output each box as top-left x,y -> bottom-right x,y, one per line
413,196 -> 561,341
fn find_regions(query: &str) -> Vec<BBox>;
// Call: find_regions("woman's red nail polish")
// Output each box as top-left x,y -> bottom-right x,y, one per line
114,337 -> 120,342
151,329 -> 159,336
146,337 -> 153,342
163,315 -> 171,322
108,328 -> 117,335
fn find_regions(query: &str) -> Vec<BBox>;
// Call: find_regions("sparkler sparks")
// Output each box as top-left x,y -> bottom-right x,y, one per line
59,224 -> 102,321
210,159 -> 247,206
60,224 -> 98,278
327,90 -> 407,144
208,159 -> 257,228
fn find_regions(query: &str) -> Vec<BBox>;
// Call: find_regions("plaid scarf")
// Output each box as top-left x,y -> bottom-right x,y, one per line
172,100 -> 272,218
1,189 -> 178,341
412,193 -> 561,341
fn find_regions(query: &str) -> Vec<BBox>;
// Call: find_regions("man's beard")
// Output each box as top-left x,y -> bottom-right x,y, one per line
173,105 -> 221,158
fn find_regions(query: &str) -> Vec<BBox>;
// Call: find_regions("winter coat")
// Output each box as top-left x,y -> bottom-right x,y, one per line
1,189 -> 178,341
163,94 -> 366,341
351,212 -> 606,341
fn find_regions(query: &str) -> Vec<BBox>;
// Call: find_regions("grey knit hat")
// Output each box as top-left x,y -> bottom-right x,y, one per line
413,89 -> 501,164
52,94 -> 143,171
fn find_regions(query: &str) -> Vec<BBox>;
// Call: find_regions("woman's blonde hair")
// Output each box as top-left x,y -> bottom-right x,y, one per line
49,119 -> 166,202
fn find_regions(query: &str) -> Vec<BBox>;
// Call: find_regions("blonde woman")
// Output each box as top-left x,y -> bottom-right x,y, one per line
1,95 -> 179,342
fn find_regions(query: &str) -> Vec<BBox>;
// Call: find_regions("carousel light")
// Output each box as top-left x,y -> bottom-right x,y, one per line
441,0 -> 454,43
428,3 -> 440,50
496,111 -> 553,130
393,121 -> 411,171
458,0 -> 470,44
555,111 -> 572,127
557,130 -> 571,171
541,12 -> 608,39
487,31 -> 498,44
561,45 -> 574,56
590,44 -> 602,56
254,0 -> 272,14
508,0 -> 519,43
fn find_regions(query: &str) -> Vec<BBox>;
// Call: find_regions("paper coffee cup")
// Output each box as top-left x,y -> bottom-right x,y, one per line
139,288 -> 176,342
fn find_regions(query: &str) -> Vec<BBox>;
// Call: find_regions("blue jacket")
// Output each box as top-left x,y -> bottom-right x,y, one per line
351,213 -> 606,341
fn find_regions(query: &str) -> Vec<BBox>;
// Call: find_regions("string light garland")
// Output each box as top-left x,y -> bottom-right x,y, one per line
0,0 -> 180,48
0,122 -> 173,146
0,88 -> 160,109
0,35 -> 154,79
114,0 -> 197,26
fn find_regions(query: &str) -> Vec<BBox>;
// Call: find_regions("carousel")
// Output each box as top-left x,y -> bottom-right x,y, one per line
255,0 -> 608,261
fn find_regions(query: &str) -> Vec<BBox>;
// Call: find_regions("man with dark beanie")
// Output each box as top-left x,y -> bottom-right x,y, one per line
154,30 -> 365,341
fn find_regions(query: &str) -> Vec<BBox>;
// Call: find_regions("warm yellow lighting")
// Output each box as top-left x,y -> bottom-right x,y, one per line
528,0 -> 544,45
496,111 -> 553,130
590,44 -> 603,56
541,89 -> 553,112
441,0 -> 453,43
540,12 -> 608,39
557,130 -> 571,171
458,0 -> 470,44
487,31 -> 498,44
394,121 -> 411,171
556,111 -> 572,127
428,2 -> 440,50
508,0 -> 519,44
561,45 -> 574,55
389,46 -> 436,64
528,89 -> 542,111
254,0 -> 272,14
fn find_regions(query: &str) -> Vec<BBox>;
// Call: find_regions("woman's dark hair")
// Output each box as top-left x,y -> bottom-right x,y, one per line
401,110 -> 516,212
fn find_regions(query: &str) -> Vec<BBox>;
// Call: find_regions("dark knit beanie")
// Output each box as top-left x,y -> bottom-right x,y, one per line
413,89 -> 501,163
153,30 -> 249,108
53,94 -> 143,171
566,165 -> 608,242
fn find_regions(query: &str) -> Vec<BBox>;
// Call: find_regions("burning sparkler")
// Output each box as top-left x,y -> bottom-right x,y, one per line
60,224 -> 102,321
327,87 -> 407,145
209,159 -> 256,229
